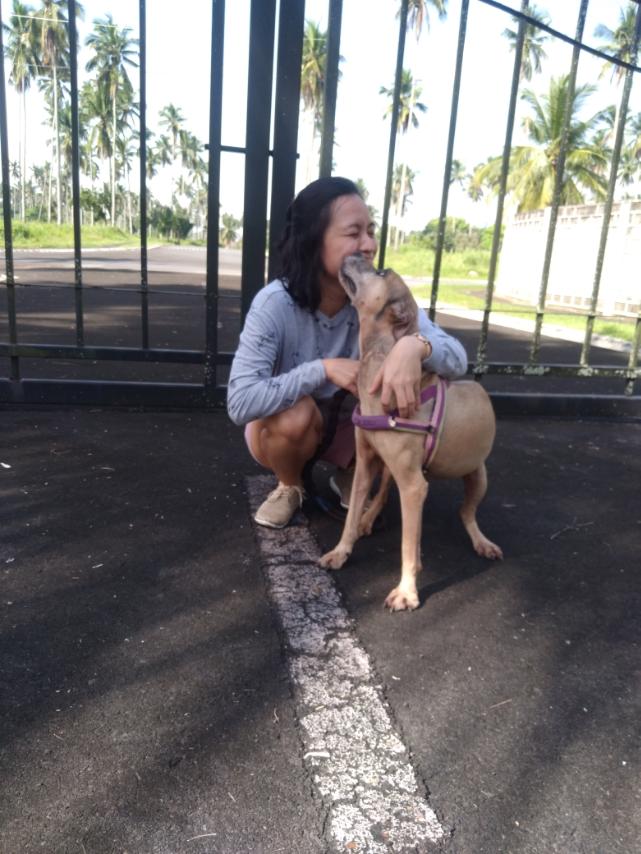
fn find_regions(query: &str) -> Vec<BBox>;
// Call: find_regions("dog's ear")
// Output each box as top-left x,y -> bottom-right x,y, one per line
385,272 -> 418,338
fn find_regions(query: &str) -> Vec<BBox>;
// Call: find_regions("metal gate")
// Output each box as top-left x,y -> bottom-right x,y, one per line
1,0 -> 640,416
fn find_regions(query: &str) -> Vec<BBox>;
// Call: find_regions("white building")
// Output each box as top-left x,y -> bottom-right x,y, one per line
496,201 -> 641,317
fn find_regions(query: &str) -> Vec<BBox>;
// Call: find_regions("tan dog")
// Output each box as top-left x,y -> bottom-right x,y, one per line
319,253 -> 502,611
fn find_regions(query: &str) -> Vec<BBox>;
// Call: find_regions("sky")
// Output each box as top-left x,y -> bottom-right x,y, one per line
2,0 -> 638,229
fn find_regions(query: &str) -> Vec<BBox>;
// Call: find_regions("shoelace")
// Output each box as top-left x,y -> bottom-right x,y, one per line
269,484 -> 304,505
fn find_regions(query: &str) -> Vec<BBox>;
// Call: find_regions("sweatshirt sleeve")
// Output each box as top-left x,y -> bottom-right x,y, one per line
417,309 -> 468,379
226,292 -> 327,426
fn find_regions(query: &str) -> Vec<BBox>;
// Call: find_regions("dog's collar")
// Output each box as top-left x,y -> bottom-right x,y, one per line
352,377 -> 450,469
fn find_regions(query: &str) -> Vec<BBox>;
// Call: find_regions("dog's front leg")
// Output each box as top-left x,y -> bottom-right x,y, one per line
385,468 -> 428,611
320,435 -> 378,571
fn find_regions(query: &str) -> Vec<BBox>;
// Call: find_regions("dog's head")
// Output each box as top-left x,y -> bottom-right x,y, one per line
339,253 -> 418,338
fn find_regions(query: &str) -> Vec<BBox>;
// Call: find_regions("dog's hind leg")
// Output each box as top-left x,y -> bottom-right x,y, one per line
460,464 -> 503,560
384,467 -> 428,611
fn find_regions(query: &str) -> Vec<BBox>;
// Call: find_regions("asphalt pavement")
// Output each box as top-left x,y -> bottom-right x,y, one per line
1,248 -> 640,852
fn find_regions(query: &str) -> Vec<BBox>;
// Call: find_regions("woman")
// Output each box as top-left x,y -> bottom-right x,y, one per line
227,177 -> 468,528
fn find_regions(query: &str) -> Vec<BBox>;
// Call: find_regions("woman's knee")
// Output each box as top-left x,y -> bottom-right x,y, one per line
247,397 -> 321,463
265,396 -> 321,443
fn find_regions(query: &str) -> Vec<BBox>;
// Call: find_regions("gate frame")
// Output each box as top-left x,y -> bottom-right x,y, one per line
0,0 -> 640,418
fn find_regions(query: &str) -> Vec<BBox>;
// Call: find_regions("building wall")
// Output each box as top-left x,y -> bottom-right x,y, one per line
496,201 -> 641,317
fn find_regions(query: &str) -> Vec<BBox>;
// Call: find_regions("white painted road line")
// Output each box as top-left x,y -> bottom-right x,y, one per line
247,474 -> 446,853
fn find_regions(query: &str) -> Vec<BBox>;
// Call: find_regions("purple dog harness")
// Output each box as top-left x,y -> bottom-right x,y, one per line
352,377 -> 450,470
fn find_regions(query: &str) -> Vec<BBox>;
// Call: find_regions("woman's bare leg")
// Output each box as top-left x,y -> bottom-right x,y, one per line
247,396 -> 322,486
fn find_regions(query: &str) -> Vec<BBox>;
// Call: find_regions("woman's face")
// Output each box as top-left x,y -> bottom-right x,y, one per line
320,194 -> 377,283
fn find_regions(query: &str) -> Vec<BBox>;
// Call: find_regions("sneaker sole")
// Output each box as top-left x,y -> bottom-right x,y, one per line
329,475 -> 349,510
254,513 -> 290,529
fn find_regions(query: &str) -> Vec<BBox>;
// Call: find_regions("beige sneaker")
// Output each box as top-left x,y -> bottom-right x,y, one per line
329,467 -> 354,510
254,483 -> 304,529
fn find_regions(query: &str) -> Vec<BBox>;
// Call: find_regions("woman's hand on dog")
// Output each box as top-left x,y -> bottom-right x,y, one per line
322,358 -> 360,396
369,335 -> 426,418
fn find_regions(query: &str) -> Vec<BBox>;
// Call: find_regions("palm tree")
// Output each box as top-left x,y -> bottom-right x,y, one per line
502,4 -> 550,81
36,1 -> 84,222
449,158 -> 466,188
85,14 -> 138,224
594,3 -> 641,153
219,212 -> 240,247
4,1 -> 39,219
300,20 -> 328,180
380,68 -> 427,134
38,0 -> 69,222
472,75 -> 609,212
392,163 -> 416,217
594,3 -> 638,85
381,68 -> 427,246
158,103 -> 185,160
404,0 -> 447,32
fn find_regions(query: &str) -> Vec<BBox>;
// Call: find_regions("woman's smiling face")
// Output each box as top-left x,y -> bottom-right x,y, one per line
320,194 -> 377,283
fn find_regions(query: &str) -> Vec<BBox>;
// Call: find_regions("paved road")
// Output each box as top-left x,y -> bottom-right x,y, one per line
1,408 -> 639,853
1,248 -> 640,851
0,247 -> 632,396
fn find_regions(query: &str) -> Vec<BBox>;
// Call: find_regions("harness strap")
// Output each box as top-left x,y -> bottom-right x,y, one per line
351,377 -> 449,469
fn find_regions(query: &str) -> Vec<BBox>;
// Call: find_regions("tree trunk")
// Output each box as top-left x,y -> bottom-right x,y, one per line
47,158 -> 53,223
394,162 -> 408,250
111,91 -> 117,224
21,90 -> 26,221
53,62 -> 62,225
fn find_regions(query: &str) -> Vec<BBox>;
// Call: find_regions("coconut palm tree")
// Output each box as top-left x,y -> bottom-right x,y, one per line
4,1 -> 39,219
392,162 -> 416,217
301,21 -> 326,134
404,0 -> 447,32
472,75 -> 609,212
219,212 -> 240,247
380,68 -> 427,134
502,4 -> 550,81
38,0 -> 69,222
380,68 -> 427,245
85,14 -> 139,224
449,158 -> 466,188
158,103 -> 186,160
36,0 -> 84,222
594,3 -> 641,155
594,3 -> 639,85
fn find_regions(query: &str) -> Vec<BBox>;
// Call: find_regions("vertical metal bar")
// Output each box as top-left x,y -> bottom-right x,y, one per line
581,2 -> 641,367
240,0 -> 277,321
318,0 -> 342,178
0,1 -> 19,381
378,0 -> 408,271
626,313 -> 640,396
68,0 -> 84,346
529,0 -> 589,363
268,0 -> 305,281
430,0 -> 470,321
139,0 -> 150,349
204,0 -> 225,403
475,0 -> 528,371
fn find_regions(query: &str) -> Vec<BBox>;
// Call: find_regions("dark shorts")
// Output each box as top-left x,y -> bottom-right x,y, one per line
244,395 -> 357,471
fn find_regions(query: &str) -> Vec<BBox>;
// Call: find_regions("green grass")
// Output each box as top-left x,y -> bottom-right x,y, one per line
1,221 -> 138,248
384,244 -> 492,280
409,281 -> 636,345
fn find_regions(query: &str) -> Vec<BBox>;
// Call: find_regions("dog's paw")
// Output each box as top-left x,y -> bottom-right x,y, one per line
319,548 -> 349,570
473,536 -> 503,560
384,585 -> 419,611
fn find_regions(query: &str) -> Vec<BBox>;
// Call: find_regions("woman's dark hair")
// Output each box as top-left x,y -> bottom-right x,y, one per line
275,176 -> 362,312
